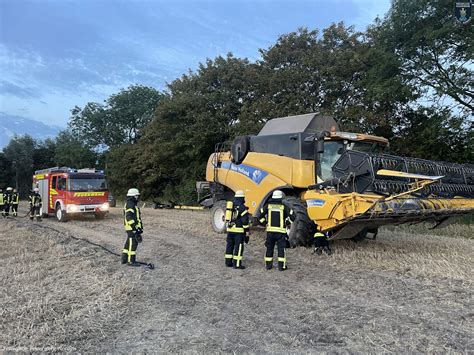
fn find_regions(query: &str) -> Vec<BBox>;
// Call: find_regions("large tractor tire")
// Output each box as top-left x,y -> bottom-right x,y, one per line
210,200 -> 227,233
230,136 -> 250,165
283,196 -> 314,247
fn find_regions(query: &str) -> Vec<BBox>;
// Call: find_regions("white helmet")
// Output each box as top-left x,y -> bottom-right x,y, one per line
272,190 -> 284,199
235,190 -> 245,198
6,187 -> 13,191
127,188 -> 140,197
34,187 -> 39,193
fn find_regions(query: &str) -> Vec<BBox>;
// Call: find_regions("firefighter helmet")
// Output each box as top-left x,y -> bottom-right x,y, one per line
235,190 -> 245,198
6,187 -> 13,191
272,190 -> 284,199
127,188 -> 140,197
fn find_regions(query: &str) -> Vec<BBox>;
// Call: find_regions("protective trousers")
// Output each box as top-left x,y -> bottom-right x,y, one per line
12,204 -> 18,217
122,231 -> 138,264
29,206 -> 42,221
0,204 -> 4,217
265,232 -> 287,270
4,203 -> 10,216
225,232 -> 245,268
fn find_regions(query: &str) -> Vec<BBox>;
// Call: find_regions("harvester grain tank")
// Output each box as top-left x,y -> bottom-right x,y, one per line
200,113 -> 474,246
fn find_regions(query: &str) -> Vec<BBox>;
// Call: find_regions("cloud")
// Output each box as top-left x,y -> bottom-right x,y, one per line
0,80 -> 39,98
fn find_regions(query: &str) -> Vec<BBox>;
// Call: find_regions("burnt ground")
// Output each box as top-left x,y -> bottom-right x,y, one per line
1,204 -> 473,353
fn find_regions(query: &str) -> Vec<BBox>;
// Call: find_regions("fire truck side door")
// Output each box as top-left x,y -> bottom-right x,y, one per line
49,175 -> 58,212
56,176 -> 67,205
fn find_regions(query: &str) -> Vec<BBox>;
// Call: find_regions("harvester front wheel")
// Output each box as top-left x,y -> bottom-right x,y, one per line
284,196 -> 313,247
210,200 -> 227,233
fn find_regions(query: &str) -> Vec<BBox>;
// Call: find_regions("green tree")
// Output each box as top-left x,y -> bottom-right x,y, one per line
0,152 -> 14,190
69,84 -> 164,149
33,138 -> 57,171
54,130 -> 97,168
253,25 -> 415,135
390,108 -> 473,163
379,0 -> 473,113
108,54 -> 254,202
3,135 -> 36,197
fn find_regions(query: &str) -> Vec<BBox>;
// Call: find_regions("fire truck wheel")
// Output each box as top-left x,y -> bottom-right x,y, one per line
55,204 -> 68,222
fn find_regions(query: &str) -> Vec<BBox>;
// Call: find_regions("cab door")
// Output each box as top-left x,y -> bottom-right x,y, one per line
56,176 -> 68,207
49,175 -> 59,213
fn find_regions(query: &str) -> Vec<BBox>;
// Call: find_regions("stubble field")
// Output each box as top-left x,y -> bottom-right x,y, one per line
1,203 -> 473,352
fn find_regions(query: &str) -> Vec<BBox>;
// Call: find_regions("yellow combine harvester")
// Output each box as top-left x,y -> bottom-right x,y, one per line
199,113 -> 474,246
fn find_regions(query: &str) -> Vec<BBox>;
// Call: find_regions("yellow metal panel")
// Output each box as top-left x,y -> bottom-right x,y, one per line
292,159 -> 315,187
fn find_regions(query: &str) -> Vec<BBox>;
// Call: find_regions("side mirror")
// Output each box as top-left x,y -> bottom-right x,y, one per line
316,139 -> 325,154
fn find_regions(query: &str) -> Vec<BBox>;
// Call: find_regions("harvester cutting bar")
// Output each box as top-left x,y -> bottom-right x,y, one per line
323,196 -> 474,240
332,151 -> 474,198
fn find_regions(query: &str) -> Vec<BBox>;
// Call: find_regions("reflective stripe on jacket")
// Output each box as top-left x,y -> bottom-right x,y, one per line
258,199 -> 295,234
29,194 -> 42,206
123,198 -> 143,231
226,198 -> 250,233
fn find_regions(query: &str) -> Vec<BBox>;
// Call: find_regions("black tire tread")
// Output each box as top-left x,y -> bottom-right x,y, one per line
283,196 -> 314,247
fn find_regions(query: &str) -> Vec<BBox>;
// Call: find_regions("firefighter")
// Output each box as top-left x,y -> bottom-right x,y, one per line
313,231 -> 332,255
258,190 -> 295,271
4,187 -> 13,216
122,188 -> 143,266
11,188 -> 19,217
29,188 -> 42,221
224,190 -> 250,269
0,189 -> 4,217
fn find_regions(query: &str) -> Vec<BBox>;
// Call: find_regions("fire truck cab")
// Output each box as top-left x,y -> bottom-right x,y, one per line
33,167 -> 110,222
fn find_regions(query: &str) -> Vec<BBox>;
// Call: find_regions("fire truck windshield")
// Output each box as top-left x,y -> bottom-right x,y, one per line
68,177 -> 108,192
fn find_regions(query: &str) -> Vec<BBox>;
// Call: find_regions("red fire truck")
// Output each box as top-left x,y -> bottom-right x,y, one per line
33,167 -> 110,222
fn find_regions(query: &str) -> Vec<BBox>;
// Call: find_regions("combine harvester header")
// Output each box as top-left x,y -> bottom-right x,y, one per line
200,113 -> 474,245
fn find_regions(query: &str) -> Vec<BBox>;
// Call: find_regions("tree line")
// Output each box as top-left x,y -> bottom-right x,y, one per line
2,0 -> 472,202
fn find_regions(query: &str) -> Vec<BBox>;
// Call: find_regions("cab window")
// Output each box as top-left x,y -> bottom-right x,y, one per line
319,141 -> 344,181
52,176 -> 57,189
57,177 -> 67,190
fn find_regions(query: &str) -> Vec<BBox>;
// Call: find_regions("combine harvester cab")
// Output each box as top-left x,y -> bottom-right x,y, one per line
201,113 -> 474,246
33,167 -> 110,222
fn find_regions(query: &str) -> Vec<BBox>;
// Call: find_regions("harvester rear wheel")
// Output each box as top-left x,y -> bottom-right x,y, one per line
211,200 -> 227,233
283,196 -> 314,247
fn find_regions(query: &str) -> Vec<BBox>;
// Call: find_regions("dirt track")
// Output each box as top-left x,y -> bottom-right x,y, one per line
1,204 -> 473,352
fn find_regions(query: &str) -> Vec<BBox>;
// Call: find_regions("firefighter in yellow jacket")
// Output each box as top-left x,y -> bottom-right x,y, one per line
11,188 -> 19,217
29,188 -> 42,221
0,189 -> 4,217
258,190 -> 295,271
224,190 -> 250,269
122,188 -> 143,266
4,187 -> 13,216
